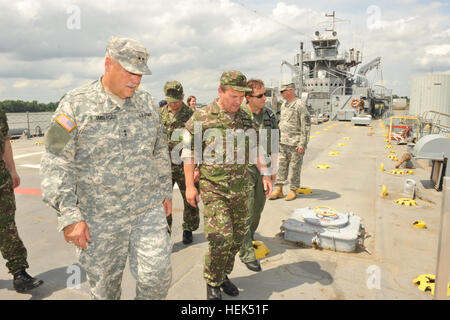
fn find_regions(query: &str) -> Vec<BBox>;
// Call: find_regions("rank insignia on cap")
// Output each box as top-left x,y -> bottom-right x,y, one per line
55,113 -> 76,132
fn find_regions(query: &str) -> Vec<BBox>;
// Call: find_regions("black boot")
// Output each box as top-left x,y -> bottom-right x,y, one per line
220,276 -> 239,296
13,270 -> 43,293
244,260 -> 262,272
182,230 -> 193,244
206,284 -> 222,300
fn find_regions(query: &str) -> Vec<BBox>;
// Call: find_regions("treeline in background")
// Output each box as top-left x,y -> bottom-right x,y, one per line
0,100 -> 58,113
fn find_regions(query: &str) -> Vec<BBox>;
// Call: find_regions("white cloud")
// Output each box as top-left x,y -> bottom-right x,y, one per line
15,0 -> 41,20
47,73 -> 75,89
425,44 -> 450,56
12,80 -> 31,89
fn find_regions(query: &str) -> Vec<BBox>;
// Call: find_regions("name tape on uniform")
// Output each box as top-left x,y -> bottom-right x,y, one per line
56,113 -> 77,132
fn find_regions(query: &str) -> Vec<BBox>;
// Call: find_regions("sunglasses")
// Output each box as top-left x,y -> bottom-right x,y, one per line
250,92 -> 266,99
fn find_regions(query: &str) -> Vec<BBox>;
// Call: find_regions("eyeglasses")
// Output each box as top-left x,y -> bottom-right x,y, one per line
250,92 -> 266,99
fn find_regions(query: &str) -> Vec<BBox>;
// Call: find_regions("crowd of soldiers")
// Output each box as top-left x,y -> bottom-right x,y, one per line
0,36 -> 311,300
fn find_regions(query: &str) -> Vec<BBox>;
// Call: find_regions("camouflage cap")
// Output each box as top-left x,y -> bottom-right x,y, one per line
164,81 -> 184,102
106,35 -> 151,75
220,70 -> 252,92
280,82 -> 295,92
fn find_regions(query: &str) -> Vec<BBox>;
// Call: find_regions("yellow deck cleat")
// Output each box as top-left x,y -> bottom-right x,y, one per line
316,164 -> 330,169
390,150 -> 396,154
387,155 -> 398,161
316,131 -> 322,134
380,163 -> 385,171
396,198 -> 417,206
296,187 -> 312,194
381,185 -> 387,196
391,169 -> 406,175
338,143 -> 346,147
329,151 -> 339,156
412,220 -> 427,228
343,137 -> 351,140
385,145 -> 393,149
253,241 -> 270,260
413,274 -> 450,296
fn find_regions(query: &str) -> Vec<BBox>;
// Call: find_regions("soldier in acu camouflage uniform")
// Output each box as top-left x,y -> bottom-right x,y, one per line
269,82 -> 311,201
182,71 -> 273,300
0,106 -> 43,293
160,80 -> 199,244
40,36 -> 173,300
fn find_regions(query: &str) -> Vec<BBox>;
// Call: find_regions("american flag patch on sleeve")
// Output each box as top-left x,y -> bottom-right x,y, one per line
55,113 -> 77,132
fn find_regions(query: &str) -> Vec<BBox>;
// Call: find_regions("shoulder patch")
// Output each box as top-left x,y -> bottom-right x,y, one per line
56,114 -> 77,132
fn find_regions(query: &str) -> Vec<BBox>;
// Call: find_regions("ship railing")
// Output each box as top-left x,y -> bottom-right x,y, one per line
420,110 -> 450,138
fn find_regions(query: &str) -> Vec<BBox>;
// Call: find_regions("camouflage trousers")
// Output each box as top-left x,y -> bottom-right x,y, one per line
77,204 -> 172,300
166,164 -> 200,232
275,143 -> 305,190
239,165 -> 266,263
0,160 -> 29,275
200,179 -> 249,287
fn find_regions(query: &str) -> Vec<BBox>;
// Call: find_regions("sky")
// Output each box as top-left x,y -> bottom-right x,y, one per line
0,0 -> 449,104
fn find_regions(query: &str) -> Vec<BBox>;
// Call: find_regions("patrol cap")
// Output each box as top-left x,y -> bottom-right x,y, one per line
164,81 -> 184,102
106,35 -> 151,75
280,82 -> 295,92
220,70 -> 252,92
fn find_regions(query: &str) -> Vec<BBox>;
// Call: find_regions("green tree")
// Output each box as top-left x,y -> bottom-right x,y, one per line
0,100 -> 58,112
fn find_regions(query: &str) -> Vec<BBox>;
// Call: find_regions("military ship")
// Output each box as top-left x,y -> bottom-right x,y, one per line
281,11 -> 392,125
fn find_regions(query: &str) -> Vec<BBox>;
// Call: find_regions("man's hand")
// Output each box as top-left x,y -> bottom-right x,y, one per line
296,147 -> 305,154
10,170 -> 20,188
270,173 -> 277,183
163,200 -> 172,217
262,176 -> 273,197
63,221 -> 91,250
193,167 -> 200,183
186,186 -> 199,208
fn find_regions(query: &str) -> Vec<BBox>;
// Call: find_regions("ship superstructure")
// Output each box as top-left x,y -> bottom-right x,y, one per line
281,11 -> 392,123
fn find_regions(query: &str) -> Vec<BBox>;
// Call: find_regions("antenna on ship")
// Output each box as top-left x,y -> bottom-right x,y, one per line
325,11 -> 337,34
319,11 -> 349,38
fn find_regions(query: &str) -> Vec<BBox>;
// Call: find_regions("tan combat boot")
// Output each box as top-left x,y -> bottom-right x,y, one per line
269,184 -> 284,200
285,189 -> 297,201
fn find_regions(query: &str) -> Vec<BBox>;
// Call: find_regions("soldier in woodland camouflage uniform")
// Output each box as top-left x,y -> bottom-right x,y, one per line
40,36 -> 172,300
269,83 -> 311,201
0,107 -> 43,293
160,80 -> 199,244
182,71 -> 273,300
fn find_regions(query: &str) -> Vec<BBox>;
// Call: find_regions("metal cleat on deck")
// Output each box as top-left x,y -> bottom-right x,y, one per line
296,187 -> 312,194
395,198 -> 417,206
413,274 -> 450,296
412,220 -> 427,228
